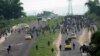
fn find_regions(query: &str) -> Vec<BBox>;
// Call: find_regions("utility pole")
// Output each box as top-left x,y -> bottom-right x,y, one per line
67,0 -> 73,16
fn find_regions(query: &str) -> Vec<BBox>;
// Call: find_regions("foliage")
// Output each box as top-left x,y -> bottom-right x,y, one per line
85,1 -> 100,55
85,0 -> 100,30
37,11 -> 56,18
29,16 -> 63,56
86,0 -> 100,16
29,31 -> 59,56
0,16 -> 36,32
46,16 -> 62,30
91,31 -> 100,44
88,31 -> 100,56
0,0 -> 25,19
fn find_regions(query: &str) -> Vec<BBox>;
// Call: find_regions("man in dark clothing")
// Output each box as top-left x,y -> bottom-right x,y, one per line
80,45 -> 88,53
36,45 -> 38,50
7,45 -> 11,54
59,45 -> 62,51
48,41 -> 50,46
51,48 -> 54,53
73,43 -> 75,50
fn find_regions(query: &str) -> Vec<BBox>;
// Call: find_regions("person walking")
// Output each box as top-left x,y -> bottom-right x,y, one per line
59,45 -> 62,51
73,43 -> 75,50
7,45 -> 11,54
51,48 -> 54,53
80,44 -> 88,53
36,45 -> 38,50
47,41 -> 50,46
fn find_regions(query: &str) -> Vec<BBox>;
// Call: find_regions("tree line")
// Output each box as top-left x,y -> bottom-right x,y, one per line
86,0 -> 100,16
0,0 -> 25,19
85,0 -> 100,56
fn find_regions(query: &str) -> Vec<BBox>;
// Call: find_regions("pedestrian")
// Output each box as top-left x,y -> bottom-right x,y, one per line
36,45 -> 38,50
51,48 -> 54,53
47,41 -> 50,46
73,43 -> 75,50
36,32 -> 39,37
80,44 -> 88,53
7,45 -> 11,54
59,45 -> 62,51
80,46 -> 83,52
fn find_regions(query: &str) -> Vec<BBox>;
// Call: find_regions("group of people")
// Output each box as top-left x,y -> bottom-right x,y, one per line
60,15 -> 91,54
61,15 -> 95,35
59,43 -> 88,53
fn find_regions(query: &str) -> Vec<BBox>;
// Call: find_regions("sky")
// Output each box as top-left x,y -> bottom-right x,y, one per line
20,0 -> 88,16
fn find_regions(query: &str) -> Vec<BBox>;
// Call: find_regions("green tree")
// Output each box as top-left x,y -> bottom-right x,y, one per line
88,31 -> 100,56
86,0 -> 100,16
0,0 -> 25,19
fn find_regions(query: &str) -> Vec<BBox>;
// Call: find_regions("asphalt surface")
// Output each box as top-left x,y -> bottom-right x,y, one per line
0,20 -> 46,56
60,16 -> 95,56
60,34 -> 81,56
0,16 -> 96,56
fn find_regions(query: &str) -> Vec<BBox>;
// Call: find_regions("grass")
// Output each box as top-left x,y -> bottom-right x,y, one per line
46,16 -> 63,30
29,16 -> 63,56
29,31 -> 59,56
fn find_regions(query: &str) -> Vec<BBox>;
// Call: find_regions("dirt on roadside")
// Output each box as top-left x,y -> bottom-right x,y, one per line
78,28 -> 92,45
53,32 -> 62,56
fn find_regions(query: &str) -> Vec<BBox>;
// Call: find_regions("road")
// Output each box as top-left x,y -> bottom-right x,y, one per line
60,15 -> 95,56
60,34 -> 81,56
0,20 -> 46,56
0,15 -> 95,56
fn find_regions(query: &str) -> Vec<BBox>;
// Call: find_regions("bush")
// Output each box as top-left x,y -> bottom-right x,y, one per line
88,31 -> 100,56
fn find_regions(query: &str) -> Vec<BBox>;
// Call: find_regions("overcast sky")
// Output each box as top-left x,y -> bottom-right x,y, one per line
20,0 -> 88,15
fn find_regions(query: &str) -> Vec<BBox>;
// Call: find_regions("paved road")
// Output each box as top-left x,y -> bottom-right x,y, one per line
60,34 -> 81,56
60,15 -> 95,56
0,20 -> 46,56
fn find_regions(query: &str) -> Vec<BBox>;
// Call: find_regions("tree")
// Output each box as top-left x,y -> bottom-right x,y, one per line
86,0 -> 100,16
0,0 -> 25,19
88,31 -> 100,56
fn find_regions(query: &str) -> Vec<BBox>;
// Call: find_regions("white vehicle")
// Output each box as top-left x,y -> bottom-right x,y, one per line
25,34 -> 32,40
70,33 -> 76,39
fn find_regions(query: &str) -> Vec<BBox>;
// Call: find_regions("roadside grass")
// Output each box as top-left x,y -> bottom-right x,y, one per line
29,31 -> 59,56
29,17 -> 63,56
46,17 -> 63,30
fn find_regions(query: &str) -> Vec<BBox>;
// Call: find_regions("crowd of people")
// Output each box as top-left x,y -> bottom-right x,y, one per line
61,15 -> 95,35
60,15 -> 95,54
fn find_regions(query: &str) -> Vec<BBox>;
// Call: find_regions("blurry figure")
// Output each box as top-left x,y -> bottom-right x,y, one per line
80,44 -> 88,53
47,41 -> 50,46
51,48 -> 54,53
18,29 -> 21,33
59,45 -> 62,51
7,45 -> 11,54
36,45 -> 38,50
30,34 -> 33,38
73,43 -> 75,50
